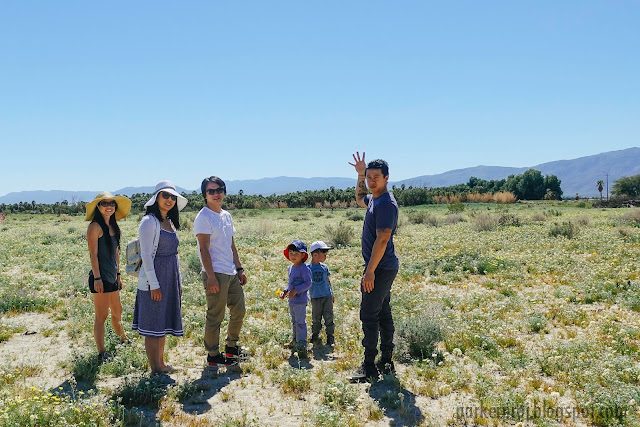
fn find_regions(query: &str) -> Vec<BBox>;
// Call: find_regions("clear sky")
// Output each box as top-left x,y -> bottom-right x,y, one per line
1,1 -> 638,196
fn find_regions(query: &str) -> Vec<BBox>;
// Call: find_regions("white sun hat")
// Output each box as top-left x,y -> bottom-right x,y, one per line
144,180 -> 188,211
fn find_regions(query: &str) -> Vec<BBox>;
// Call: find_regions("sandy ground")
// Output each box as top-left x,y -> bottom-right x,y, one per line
0,312 -> 441,426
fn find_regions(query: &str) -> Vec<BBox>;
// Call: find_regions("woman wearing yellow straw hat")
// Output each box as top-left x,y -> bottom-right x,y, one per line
86,191 -> 132,362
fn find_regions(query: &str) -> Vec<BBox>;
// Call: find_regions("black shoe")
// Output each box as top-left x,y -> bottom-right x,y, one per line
349,363 -> 379,383
224,345 -> 249,362
326,335 -> 335,346
311,334 -> 322,345
376,358 -> 395,375
207,353 -> 236,368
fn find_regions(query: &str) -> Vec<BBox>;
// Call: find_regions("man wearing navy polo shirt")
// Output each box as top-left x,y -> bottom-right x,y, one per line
348,151 -> 399,382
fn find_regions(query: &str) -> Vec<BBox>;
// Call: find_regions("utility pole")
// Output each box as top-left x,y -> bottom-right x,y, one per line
606,173 -> 609,201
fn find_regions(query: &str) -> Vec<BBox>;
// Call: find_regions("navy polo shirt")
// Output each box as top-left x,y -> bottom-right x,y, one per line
361,192 -> 399,271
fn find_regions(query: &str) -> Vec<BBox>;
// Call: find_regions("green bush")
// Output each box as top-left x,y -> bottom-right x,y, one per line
407,210 -> 438,226
325,222 -> 355,247
448,202 -> 465,213
395,316 -> 443,361
549,221 -> 578,239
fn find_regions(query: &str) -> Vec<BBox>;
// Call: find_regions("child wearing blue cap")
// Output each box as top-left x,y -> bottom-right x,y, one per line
280,240 -> 312,358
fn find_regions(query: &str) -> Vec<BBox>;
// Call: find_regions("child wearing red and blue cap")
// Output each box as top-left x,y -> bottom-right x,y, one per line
280,239 -> 312,358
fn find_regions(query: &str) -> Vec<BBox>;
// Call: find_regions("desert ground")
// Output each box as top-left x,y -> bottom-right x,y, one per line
1,202 -> 639,426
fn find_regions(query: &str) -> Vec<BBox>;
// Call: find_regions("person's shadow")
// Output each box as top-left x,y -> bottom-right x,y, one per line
180,366 -> 243,414
368,375 -> 423,426
288,354 -> 313,369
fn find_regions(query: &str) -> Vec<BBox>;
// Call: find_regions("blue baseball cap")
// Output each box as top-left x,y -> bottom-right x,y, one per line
284,240 -> 308,262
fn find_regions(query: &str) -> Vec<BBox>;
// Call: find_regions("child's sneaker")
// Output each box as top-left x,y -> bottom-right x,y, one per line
207,353 -> 236,368
326,335 -> 335,346
225,345 -> 249,362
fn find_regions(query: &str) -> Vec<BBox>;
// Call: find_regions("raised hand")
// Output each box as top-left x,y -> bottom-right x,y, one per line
348,151 -> 366,175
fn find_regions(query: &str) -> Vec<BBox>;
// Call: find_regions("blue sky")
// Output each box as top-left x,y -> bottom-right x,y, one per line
1,1 -> 638,195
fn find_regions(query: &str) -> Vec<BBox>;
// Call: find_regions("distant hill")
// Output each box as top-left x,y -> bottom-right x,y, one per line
1,148 -> 638,204
393,147 -> 640,197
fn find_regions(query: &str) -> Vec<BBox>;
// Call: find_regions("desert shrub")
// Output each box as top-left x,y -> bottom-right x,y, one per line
545,209 -> 562,217
430,252 -> 508,276
0,293 -> 52,314
549,221 -> 578,239
346,210 -> 363,221
322,380 -> 359,410
325,222 -> 355,247
573,215 -> 591,226
313,211 -> 324,218
448,202 -> 465,213
407,210 -> 438,226
531,212 -> 547,222
272,366 -> 311,394
498,213 -> 521,227
528,315 -> 547,333
59,214 -> 73,222
622,208 -> 640,225
395,316 -> 443,361
471,213 -> 499,232
113,375 -> 169,408
443,213 -> 465,224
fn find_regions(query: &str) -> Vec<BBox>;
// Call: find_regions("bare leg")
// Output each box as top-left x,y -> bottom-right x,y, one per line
93,293 -> 110,354
145,337 -> 163,374
108,292 -> 128,342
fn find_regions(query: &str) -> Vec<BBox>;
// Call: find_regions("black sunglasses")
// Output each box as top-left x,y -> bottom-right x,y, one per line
160,191 -> 177,201
99,201 -> 117,207
206,188 -> 225,195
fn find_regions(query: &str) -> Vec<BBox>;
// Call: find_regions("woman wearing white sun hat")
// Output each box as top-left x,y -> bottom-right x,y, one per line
132,181 -> 187,377
85,191 -> 132,362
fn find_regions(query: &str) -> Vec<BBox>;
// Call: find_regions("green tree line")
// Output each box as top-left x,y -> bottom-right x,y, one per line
0,169 -> 563,215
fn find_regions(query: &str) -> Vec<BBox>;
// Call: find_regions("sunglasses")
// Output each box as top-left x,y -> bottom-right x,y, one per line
99,201 -> 117,207
206,188 -> 225,195
160,191 -> 177,201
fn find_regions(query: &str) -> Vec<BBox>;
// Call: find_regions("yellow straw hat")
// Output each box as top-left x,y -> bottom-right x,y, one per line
85,192 -> 132,221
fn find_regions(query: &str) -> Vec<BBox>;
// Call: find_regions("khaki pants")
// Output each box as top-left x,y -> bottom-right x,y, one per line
202,271 -> 246,356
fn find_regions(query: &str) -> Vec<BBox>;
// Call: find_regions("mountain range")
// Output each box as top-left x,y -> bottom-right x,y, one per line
1,148 -> 637,204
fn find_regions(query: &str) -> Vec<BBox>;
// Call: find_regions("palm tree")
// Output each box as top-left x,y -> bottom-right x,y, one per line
597,180 -> 604,200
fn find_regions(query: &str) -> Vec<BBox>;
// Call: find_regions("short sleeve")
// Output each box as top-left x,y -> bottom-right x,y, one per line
193,211 -> 211,236
375,200 -> 398,230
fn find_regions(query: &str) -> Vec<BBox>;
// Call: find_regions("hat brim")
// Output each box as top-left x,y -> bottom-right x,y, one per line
283,247 -> 308,262
85,196 -> 132,221
145,188 -> 188,211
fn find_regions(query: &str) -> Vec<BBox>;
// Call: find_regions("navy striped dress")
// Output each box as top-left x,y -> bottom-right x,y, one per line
132,229 -> 183,337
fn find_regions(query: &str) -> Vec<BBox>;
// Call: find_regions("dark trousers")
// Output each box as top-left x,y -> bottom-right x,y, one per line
360,268 -> 398,363
311,296 -> 335,336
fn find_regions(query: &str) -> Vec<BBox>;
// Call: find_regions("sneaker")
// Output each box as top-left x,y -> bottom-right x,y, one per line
349,363 -> 379,383
225,345 -> 249,362
326,335 -> 335,346
311,334 -> 322,345
285,339 -> 296,349
207,353 -> 236,368
376,358 -> 395,375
